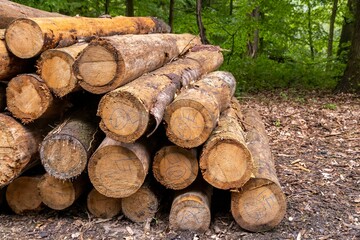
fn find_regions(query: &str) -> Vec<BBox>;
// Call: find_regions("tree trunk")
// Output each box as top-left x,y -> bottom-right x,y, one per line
200,98 -> 254,190
153,145 -> 198,190
5,176 -> 43,214
97,45 -> 223,143
5,16 -> 170,59
230,0 -> 234,15
196,0 -> 209,44
0,0 -> 64,28
327,0 -> 339,58
164,71 -> 236,148
169,0 -> 175,32
88,137 -> 151,198
337,0 -> 355,62
307,1 -> 315,60
37,42 -> 88,97
247,7 -> 260,58
126,0 -> 134,17
104,0 -> 110,14
40,110 -> 102,179
87,188 -> 122,219
74,33 -> 199,94
231,109 -> 286,232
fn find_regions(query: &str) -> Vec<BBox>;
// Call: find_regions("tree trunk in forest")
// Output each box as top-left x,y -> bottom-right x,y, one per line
327,0 -> 339,59
0,0 -> 65,28
231,109 -> 286,232
5,176 -> 43,214
335,1 -> 360,94
164,71 -> 236,148
169,0 -> 175,32
105,0 -> 110,14
230,0 -> 234,15
196,0 -> 209,44
337,0 -> 355,62
247,7 -> 260,58
97,45 -> 223,143
307,1 -> 315,60
87,188 -> 122,219
74,33 -> 199,94
5,16 -> 170,59
37,42 -> 88,97
153,145 -> 198,190
200,99 -> 254,190
126,0 -> 134,17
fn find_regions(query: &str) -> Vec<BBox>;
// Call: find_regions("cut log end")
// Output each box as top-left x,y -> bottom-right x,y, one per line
5,18 -> 44,58
87,188 -> 122,219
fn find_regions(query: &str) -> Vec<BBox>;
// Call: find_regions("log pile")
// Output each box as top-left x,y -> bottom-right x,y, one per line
0,2 -> 286,234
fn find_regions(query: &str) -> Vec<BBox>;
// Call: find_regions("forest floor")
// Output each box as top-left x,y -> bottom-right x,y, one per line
0,90 -> 359,240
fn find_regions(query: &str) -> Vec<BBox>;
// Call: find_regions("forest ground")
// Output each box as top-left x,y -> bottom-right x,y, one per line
0,90 -> 359,240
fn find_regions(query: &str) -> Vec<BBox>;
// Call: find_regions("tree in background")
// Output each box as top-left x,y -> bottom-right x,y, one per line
126,0 -> 134,16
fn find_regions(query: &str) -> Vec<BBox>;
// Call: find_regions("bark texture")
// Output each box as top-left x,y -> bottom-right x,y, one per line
87,188 -> 122,219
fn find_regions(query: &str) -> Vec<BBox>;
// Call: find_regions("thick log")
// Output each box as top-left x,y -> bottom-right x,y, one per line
40,110 -> 101,179
87,188 -> 122,219
5,16 -> 170,59
74,34 -> 200,94
88,137 -> 150,198
164,71 -> 236,148
37,42 -> 88,97
231,109 -> 287,232
200,99 -> 254,190
5,176 -> 43,214
153,145 -> 198,190
38,173 -> 87,210
97,45 -> 223,143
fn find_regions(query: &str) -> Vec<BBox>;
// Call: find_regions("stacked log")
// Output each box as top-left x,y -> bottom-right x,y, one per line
87,188 -> 122,219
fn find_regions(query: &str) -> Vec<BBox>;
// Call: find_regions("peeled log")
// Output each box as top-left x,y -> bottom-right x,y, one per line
74,34 -> 200,94
38,173 -> 87,210
231,109 -> 286,232
87,188 -> 122,219
97,45 -> 223,143
37,42 -> 88,97
5,176 -> 43,214
88,137 -> 150,198
200,99 -> 254,190
164,71 -> 236,148
5,16 -> 170,59
153,145 -> 198,190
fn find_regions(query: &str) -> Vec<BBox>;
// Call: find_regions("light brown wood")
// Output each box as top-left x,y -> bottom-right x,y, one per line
87,188 -> 122,219
231,109 -> 286,232
97,45 -> 223,143
5,176 -> 43,214
153,145 -> 198,190
200,99 -> 254,190
5,16 -> 170,59
74,34 -> 200,94
38,173 -> 87,210
88,137 -> 151,198
37,42 -> 88,97
164,71 -> 236,148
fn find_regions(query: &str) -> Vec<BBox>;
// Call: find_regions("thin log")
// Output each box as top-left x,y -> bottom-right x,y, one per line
37,42 -> 88,97
200,98 -> 254,190
153,145 -> 198,190
5,16 -> 170,59
97,45 -> 223,143
74,34 -> 200,94
5,176 -> 43,214
88,137 -> 151,198
164,71 -> 236,148
231,109 -> 287,232
87,188 -> 122,219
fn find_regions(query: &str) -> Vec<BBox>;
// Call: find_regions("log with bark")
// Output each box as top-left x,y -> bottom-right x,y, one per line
5,16 -> 170,59
164,71 -> 236,148
87,188 -> 122,219
231,109 -> 286,232
88,137 -> 150,198
200,99 -> 254,190
37,42 -> 88,97
74,33 -> 200,94
97,45 -> 223,143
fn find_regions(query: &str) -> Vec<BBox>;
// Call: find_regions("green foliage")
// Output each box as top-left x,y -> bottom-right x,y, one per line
323,103 -> 337,110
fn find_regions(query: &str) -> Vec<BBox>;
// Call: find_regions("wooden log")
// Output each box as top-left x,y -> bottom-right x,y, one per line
164,71 -> 236,148
87,188 -> 122,219
169,180 -> 212,232
97,45 -> 223,143
231,109 -> 287,232
40,110 -> 101,179
88,137 -> 150,198
37,42 -> 88,97
200,99 -> 254,190
153,145 -> 198,190
38,173 -> 87,210
5,176 -> 43,214
74,34 -> 200,94
0,81 -> 6,111
5,16 -> 170,59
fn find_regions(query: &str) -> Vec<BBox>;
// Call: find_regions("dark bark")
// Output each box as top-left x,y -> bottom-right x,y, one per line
247,7 -> 260,58
169,0 -> 175,33
337,0 -> 356,62
105,0 -> 110,14
327,0 -> 339,58
230,0 -> 233,15
126,0 -> 134,17
307,1 -> 315,60
196,0 -> 210,44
